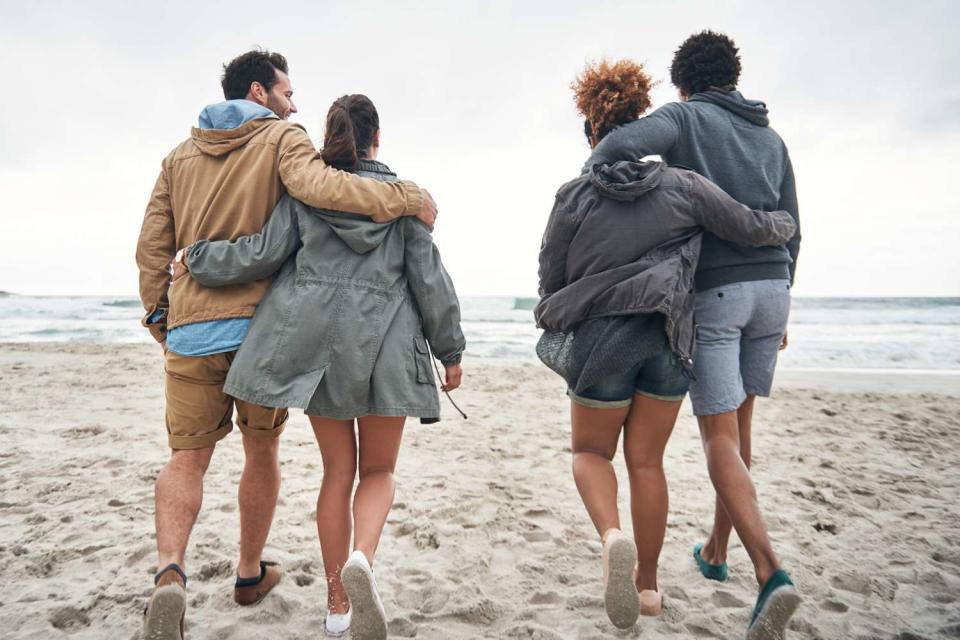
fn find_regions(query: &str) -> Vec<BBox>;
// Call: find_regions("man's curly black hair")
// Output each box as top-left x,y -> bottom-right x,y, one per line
221,49 -> 289,100
669,30 -> 741,97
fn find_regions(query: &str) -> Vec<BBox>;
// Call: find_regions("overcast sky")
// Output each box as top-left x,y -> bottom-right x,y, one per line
1,0 -> 957,297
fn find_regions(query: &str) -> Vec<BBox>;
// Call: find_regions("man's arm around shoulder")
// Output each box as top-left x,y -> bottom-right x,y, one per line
276,123 -> 436,229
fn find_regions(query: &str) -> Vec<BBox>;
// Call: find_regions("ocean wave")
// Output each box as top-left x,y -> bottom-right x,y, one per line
512,297 -> 538,310
102,299 -> 141,308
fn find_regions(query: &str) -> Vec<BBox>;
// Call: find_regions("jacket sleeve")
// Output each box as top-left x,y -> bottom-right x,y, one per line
585,103 -> 682,171
185,195 -> 302,287
403,220 -> 465,366
278,126 -> 423,223
687,173 -> 798,247
538,194 -> 581,297
778,153 -> 801,284
135,163 -> 176,344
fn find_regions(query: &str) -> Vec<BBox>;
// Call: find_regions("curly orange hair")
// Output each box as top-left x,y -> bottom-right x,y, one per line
572,59 -> 655,141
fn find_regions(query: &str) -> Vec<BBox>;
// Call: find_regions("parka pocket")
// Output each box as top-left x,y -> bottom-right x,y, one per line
413,337 -> 434,385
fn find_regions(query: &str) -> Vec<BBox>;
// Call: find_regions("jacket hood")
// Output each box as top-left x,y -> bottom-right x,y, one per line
689,89 -> 770,127
590,160 -> 664,201
318,160 -> 399,254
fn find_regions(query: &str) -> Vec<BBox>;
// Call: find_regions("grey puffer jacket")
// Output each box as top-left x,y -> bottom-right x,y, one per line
184,160 -> 465,421
536,160 -> 796,370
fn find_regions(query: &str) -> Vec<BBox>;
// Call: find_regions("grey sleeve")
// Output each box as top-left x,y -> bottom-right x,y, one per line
185,195 -> 303,287
688,173 -> 798,247
778,154 -> 801,284
584,104 -> 682,171
538,196 -> 582,297
403,220 -> 466,366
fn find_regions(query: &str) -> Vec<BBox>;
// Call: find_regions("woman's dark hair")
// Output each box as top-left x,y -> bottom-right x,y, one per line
221,49 -> 289,100
320,94 -> 380,170
669,30 -> 741,96
572,59 -> 655,144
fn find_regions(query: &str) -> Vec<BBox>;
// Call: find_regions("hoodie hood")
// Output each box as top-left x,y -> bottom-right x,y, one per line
191,100 -> 278,157
317,160 -> 399,254
689,89 -> 770,127
590,160 -> 664,201
198,99 -> 275,130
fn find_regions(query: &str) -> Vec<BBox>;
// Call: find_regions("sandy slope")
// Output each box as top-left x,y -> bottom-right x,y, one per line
0,343 -> 957,639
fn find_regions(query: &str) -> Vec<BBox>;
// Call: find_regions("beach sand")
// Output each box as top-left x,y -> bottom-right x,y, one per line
1,343 -> 958,639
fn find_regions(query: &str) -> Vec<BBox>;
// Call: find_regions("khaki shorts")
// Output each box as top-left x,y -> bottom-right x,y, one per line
164,350 -> 288,450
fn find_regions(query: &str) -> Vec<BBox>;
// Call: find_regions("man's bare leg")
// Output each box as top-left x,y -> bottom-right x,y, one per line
698,408 -> 779,587
701,395 -> 755,565
155,445 -> 216,572
237,434 -> 281,578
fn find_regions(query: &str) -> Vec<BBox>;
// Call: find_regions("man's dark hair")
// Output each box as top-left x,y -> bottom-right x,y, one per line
669,30 -> 741,96
221,49 -> 289,100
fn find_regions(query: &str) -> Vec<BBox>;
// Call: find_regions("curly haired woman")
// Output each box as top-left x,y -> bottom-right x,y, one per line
535,59 -> 797,631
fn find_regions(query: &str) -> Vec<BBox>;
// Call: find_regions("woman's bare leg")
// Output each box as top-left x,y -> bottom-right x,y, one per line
353,416 -> 406,564
570,401 -> 631,537
310,416 -> 357,615
622,395 -> 682,592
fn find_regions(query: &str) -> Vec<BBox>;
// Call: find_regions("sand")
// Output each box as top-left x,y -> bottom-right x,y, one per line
0,343 -> 958,639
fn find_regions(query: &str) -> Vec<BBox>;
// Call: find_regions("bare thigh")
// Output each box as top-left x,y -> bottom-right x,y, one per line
357,416 -> 406,476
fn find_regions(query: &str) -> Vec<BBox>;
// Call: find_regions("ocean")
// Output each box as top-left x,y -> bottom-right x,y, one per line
1,294 -> 958,371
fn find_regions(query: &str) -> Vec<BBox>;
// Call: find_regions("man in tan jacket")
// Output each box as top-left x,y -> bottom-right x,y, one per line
135,49 -> 437,638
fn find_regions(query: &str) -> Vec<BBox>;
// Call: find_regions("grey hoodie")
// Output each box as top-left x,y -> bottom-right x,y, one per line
587,89 -> 801,290
184,160 -> 465,421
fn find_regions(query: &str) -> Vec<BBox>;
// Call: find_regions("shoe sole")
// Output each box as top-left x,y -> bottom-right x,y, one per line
341,562 -> 387,640
604,537 -> 640,629
142,585 -> 185,640
747,586 -> 801,640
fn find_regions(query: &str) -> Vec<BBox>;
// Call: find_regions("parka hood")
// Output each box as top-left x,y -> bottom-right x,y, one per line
317,160 -> 400,254
689,89 -> 770,127
590,160 -> 664,201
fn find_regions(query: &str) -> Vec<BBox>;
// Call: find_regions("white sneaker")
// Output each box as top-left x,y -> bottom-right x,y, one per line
340,550 -> 387,640
324,607 -> 352,638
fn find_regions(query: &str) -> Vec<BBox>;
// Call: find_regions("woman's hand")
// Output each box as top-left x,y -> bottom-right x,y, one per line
779,331 -> 789,351
442,363 -> 462,392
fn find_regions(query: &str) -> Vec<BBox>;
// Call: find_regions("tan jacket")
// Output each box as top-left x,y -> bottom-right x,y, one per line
135,117 -> 423,343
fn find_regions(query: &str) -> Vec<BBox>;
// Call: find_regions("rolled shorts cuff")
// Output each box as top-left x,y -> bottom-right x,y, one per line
690,388 -> 748,418
168,421 -> 233,450
566,389 -> 633,409
236,410 -> 288,439
636,389 -> 687,402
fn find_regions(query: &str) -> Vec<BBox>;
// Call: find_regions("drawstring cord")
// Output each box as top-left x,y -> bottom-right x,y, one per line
427,343 -> 468,420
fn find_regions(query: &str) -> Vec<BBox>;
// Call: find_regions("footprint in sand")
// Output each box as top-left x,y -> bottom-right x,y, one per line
711,590 -> 748,608
48,606 -> 90,631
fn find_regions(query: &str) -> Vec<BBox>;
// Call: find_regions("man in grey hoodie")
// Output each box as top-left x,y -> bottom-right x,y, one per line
587,31 -> 801,638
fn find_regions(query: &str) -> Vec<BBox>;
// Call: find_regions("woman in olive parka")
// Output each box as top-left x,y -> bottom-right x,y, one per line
175,95 -> 464,640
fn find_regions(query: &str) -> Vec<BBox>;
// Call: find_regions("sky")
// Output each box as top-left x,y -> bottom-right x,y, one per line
1,0 -> 958,298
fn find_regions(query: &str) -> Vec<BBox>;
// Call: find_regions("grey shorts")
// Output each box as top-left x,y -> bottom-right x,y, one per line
689,279 -> 791,416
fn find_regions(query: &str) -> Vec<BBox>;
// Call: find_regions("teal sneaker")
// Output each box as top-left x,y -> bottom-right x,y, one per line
693,543 -> 728,582
747,569 -> 801,640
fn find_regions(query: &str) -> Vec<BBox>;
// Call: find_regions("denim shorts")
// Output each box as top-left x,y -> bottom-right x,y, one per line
568,350 -> 690,409
689,279 -> 791,416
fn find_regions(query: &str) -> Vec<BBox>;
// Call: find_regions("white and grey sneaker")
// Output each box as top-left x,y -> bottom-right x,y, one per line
340,551 -> 387,640
324,607 -> 352,638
